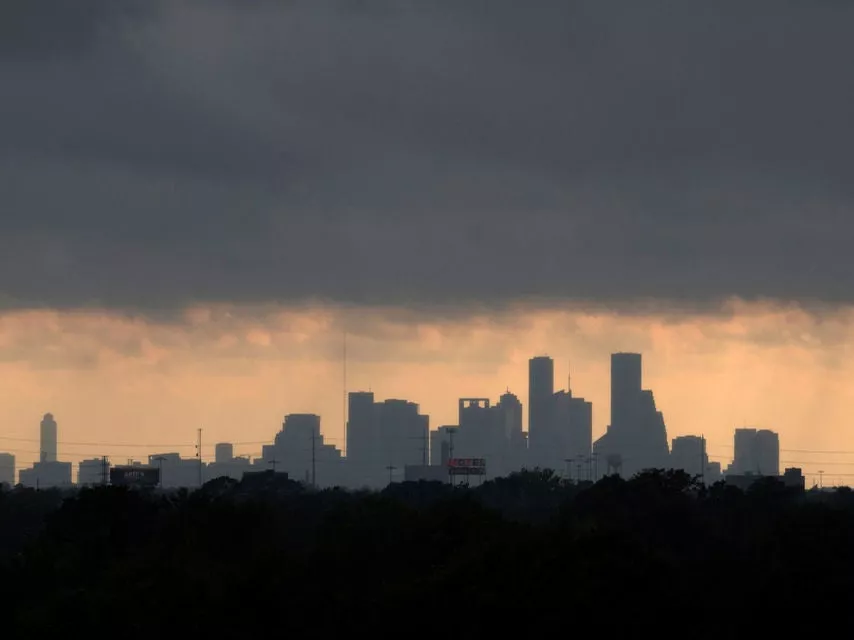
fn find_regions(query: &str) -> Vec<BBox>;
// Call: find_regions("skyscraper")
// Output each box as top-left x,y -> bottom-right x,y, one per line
528,356 -> 554,465
347,391 -> 378,466
215,443 -> 234,464
0,453 -> 14,486
729,428 -> 779,476
610,353 -> 642,428
40,413 -> 57,463
593,353 -> 669,478
755,430 -> 780,476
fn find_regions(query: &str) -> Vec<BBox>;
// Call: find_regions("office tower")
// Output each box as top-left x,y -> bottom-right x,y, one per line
379,399 -> 428,472
732,428 -> 757,474
266,414 -> 345,488
347,391 -> 378,466
755,430 -> 780,476
528,356 -> 554,465
729,428 -> 779,476
40,413 -> 57,462
671,436 -> 707,478
345,393 -> 429,488
78,458 -> 107,486
593,353 -> 669,478
456,398 -> 500,477
553,390 -> 593,479
215,443 -> 234,464
610,353 -> 642,428
496,391 -> 526,472
431,426 -> 458,467
0,453 -> 14,486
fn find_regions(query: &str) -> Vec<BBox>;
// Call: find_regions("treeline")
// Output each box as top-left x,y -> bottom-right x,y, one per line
2,470 -> 854,635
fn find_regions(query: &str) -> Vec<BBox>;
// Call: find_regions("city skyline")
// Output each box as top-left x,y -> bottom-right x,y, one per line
1,342 -> 846,488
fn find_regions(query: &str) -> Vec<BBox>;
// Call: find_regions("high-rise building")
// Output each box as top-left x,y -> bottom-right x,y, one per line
496,391 -> 526,472
264,414 -> 345,488
528,356 -> 554,466
671,436 -> 707,478
215,443 -> 234,464
78,458 -> 108,486
726,428 -> 780,477
755,430 -> 780,476
610,353 -> 642,428
347,391 -> 378,466
40,413 -> 57,463
18,460 -> 72,488
430,425 -> 457,468
553,390 -> 593,479
379,399 -> 429,473
0,453 -> 14,486
345,393 -> 429,488
593,353 -> 669,478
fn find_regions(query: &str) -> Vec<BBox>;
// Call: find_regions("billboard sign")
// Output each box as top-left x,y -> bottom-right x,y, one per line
110,466 -> 160,487
447,458 -> 486,476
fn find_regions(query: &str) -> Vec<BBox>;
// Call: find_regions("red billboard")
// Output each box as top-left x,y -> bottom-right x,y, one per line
447,458 -> 486,476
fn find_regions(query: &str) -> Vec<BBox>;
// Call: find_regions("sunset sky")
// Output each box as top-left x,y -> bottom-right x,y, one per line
3,1 -> 854,485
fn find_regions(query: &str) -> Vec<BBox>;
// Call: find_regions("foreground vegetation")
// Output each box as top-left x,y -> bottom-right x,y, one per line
1,470 -> 852,635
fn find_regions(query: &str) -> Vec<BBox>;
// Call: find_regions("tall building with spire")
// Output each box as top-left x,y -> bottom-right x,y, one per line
40,413 -> 57,462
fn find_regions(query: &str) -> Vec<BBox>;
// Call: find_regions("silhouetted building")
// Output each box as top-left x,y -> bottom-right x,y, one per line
40,413 -> 57,462
593,353 -> 669,478
552,388 -> 593,480
404,465 -> 448,483
149,452 -> 205,488
19,461 -> 72,488
528,356 -> 554,467
755,430 -> 780,476
705,461 -> 722,483
495,391 -> 526,472
0,453 -> 14,486
726,428 -> 780,477
215,443 -> 234,464
346,394 -> 429,488
207,456 -> 252,482
78,458 -> 108,486
782,467 -> 805,491
264,414 -> 345,488
671,436 -> 706,477
347,391 -> 381,486
431,425 -> 458,468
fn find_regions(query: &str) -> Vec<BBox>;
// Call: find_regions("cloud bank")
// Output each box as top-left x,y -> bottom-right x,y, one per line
2,0 -> 853,311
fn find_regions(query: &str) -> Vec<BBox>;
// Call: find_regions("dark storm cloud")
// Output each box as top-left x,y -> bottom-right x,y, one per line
2,0 -> 854,312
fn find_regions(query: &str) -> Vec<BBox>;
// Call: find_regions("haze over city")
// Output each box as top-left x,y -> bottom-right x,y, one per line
3,1 -> 854,484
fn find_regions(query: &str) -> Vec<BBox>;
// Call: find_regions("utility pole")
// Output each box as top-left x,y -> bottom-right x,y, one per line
564,458 -> 573,481
343,329 -> 347,457
386,464 -> 396,486
701,435 -> 706,486
819,470 -> 825,489
101,456 -> 109,486
196,428 -> 203,488
447,428 -> 457,485
311,428 -> 317,488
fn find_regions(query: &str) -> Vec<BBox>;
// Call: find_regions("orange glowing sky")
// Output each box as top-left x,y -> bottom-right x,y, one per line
1,298 -> 853,486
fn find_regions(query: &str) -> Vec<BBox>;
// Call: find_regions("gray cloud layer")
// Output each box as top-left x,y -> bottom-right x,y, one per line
2,0 -> 853,311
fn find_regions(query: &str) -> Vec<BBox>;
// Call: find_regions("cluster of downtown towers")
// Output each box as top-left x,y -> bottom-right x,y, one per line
6,352 -> 782,489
